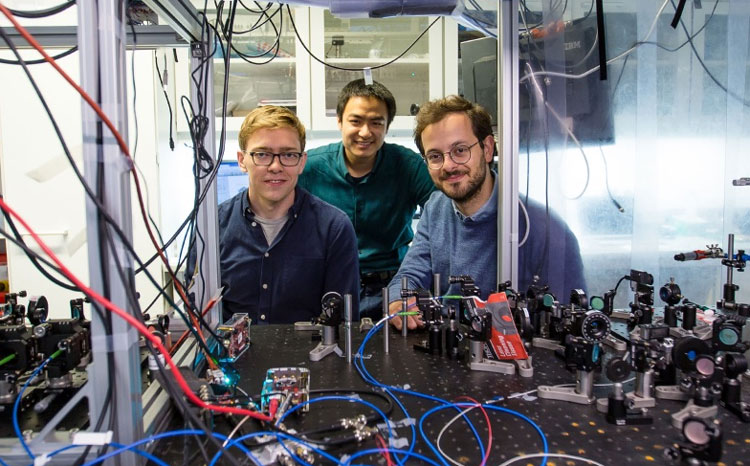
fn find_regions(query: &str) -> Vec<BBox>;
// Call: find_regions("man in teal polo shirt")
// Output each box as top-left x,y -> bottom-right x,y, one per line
298,79 -> 435,319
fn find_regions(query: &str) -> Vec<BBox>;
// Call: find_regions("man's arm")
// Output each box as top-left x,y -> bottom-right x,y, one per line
387,197 -> 437,330
323,212 -> 361,320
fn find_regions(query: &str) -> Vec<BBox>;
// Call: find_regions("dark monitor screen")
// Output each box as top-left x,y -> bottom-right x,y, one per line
460,16 -> 614,149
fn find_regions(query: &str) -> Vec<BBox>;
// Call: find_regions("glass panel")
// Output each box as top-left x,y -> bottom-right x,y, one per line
516,0 -> 750,311
205,5 -> 298,115
322,11 -> 430,117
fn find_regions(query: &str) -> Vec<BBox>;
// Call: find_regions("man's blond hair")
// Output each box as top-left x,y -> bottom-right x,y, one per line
238,106 -> 306,151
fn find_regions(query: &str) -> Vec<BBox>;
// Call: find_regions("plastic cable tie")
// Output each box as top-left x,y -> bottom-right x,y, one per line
73,430 -> 113,446
378,416 -> 416,430
33,454 -> 50,466
363,67 -> 373,85
401,384 -> 411,390
389,436 -> 409,448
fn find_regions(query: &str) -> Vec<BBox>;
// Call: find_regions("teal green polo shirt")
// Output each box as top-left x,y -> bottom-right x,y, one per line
298,141 -> 436,274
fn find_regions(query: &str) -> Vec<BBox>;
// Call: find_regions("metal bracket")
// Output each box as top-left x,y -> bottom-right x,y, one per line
655,384 -> 691,401
538,370 -> 596,405
671,400 -> 718,429
532,337 -> 563,351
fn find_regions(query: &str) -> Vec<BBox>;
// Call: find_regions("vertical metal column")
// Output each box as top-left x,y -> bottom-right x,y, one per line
78,1 -> 143,464
187,36 -> 222,328
497,0 -> 520,289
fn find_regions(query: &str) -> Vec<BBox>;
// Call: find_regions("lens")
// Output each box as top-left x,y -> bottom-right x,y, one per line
683,419 -> 710,445
695,355 -> 715,377
579,311 -> 611,343
590,296 -> 604,311
719,327 -> 739,346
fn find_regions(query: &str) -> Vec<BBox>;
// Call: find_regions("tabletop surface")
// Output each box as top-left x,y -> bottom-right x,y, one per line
204,323 -> 750,466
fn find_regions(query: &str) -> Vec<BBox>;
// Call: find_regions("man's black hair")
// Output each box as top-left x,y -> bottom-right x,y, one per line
336,79 -> 397,128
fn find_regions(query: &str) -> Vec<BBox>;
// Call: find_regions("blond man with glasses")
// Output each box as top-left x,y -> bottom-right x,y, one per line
188,106 -> 359,324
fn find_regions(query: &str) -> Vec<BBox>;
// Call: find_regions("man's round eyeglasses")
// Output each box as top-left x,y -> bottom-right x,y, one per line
423,141 -> 479,169
243,151 -> 303,167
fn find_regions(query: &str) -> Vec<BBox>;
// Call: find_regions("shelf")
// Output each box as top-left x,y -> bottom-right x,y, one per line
214,56 -> 296,65
324,57 -> 430,64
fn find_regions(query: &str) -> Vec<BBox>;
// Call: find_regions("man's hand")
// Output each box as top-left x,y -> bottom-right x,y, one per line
388,298 -> 423,331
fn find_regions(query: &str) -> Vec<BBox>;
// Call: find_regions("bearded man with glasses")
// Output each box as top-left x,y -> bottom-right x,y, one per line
187,106 -> 359,324
387,96 -> 585,330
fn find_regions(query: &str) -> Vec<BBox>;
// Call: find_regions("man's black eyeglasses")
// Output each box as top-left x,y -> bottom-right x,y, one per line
242,151 -> 303,167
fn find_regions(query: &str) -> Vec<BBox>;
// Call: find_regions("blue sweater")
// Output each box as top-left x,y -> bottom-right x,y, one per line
388,174 -> 585,303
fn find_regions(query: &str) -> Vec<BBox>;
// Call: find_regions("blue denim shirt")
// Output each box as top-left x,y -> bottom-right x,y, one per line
203,187 -> 359,324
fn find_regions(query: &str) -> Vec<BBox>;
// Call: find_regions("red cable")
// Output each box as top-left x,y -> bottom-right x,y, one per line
0,197 -> 272,422
0,3 -> 217,370
375,433 -> 394,466
455,396 -> 492,466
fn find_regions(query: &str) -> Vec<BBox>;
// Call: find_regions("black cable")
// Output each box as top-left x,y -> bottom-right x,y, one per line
669,0 -> 750,107
594,0 -> 607,80
71,313 -> 114,466
148,340 -> 244,466
238,0 -> 272,15
154,54 -> 175,150
101,221 -> 230,466
598,144 -> 624,212
225,6 -> 283,65
610,0 -> 718,102
0,224 -> 78,290
8,0 -> 75,18
0,211 -> 79,291
671,0 -> 688,29
612,275 -> 629,295
287,4 -> 439,72
0,45 -> 77,65
0,26 -> 227,361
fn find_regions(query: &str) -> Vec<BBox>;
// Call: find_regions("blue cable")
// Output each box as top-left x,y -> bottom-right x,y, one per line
419,402 -> 548,466
480,404 -> 548,466
279,395 -> 395,441
355,319 -> 486,466
212,431 -> 338,466
353,321 -> 414,466
274,432 -> 343,466
344,447 -> 443,466
0,455 -> 10,466
37,444 -> 79,463
273,395 -> 393,466
13,355 -> 56,460
109,442 -> 169,466
80,429 -> 257,466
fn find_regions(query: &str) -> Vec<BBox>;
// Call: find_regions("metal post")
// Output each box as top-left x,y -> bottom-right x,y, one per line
433,273 -> 441,298
78,1 -> 142,463
344,294 -> 353,364
497,0 -> 520,288
382,287 -> 389,354
401,277 -> 409,337
727,233 -> 735,295
186,35 -> 222,329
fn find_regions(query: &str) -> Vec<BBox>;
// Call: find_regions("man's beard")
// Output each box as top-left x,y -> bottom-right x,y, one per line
440,161 -> 488,204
